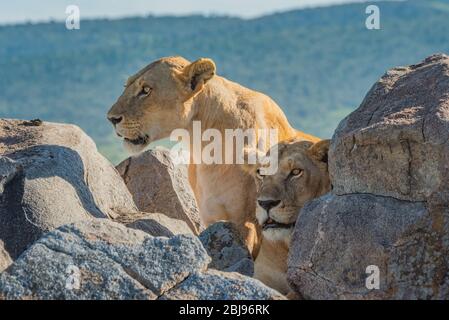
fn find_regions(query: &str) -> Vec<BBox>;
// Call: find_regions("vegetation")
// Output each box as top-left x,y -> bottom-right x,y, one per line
1,0 -> 449,163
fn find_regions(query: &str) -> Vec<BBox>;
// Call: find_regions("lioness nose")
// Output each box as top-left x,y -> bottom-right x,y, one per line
258,199 -> 281,212
108,116 -> 123,125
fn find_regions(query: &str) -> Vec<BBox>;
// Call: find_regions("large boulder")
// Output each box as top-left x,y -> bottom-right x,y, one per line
288,194 -> 438,299
0,219 -> 284,300
0,119 -> 138,259
199,222 -> 254,277
288,54 -> 449,300
330,54 -> 449,202
116,149 -> 203,234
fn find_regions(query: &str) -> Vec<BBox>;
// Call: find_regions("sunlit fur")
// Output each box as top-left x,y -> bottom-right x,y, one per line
247,139 -> 331,296
107,56 -> 320,256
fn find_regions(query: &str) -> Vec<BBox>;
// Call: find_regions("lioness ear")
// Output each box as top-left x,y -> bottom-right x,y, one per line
180,58 -> 216,94
308,139 -> 330,163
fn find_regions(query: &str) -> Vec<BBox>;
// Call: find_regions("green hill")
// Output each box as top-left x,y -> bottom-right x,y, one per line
1,0 -> 449,163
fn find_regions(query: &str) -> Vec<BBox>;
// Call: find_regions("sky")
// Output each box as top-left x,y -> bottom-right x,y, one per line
0,0 -> 370,24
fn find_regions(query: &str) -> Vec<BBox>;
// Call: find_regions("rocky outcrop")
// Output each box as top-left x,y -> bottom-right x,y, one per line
0,219 -> 284,300
199,222 -> 254,277
0,119 -> 138,259
287,54 -> 449,299
117,149 -> 203,235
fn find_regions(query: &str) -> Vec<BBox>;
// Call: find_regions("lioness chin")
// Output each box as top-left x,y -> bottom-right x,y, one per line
107,56 -> 319,256
247,139 -> 331,296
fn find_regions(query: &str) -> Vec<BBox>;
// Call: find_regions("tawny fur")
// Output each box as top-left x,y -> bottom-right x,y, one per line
107,56 -> 319,257
247,139 -> 331,295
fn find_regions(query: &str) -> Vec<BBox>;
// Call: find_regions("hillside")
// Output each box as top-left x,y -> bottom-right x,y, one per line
1,0 -> 449,163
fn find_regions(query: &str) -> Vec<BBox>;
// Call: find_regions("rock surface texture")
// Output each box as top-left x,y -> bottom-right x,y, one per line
0,119 -> 138,259
287,54 -> 449,299
199,222 -> 254,277
0,220 -> 284,300
117,149 -> 203,234
115,212 -> 193,237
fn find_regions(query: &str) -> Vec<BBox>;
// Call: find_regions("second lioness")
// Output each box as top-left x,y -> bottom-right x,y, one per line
248,139 -> 331,296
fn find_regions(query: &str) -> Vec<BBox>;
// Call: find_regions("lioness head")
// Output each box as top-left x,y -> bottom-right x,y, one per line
250,139 -> 331,243
107,56 -> 216,153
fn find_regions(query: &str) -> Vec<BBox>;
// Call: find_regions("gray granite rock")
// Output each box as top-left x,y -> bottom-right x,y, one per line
0,119 -> 138,259
199,222 -> 254,276
286,194 -> 448,299
115,212 -> 193,237
0,219 -> 284,300
162,269 -> 284,300
329,54 -> 449,202
0,156 -> 20,195
117,148 -> 203,234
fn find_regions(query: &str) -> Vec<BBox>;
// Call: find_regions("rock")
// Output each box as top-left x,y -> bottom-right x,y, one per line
0,156 -> 20,194
114,212 -> 193,237
329,54 -> 449,202
287,194 -> 443,299
199,222 -> 254,277
0,241 -> 12,273
161,269 -> 283,300
0,119 -> 138,259
0,219 -> 284,300
288,55 -> 449,300
116,148 -> 203,234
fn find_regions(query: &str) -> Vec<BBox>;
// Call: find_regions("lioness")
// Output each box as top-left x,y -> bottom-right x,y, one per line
107,56 -> 319,255
247,139 -> 331,296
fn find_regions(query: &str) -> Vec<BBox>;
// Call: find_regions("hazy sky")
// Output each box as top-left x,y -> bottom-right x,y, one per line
0,0 -> 370,24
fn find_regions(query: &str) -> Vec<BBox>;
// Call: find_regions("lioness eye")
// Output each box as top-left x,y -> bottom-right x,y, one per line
291,168 -> 303,177
256,168 -> 264,179
138,86 -> 152,97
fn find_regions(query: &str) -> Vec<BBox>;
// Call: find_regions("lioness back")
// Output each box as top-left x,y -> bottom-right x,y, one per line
199,76 -> 320,143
